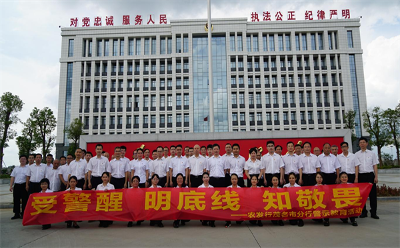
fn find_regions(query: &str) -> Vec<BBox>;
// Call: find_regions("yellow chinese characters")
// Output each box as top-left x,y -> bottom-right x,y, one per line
296,189 -> 327,210
31,196 -> 57,215
63,193 -> 91,212
96,192 -> 123,212
145,191 -> 171,211
262,191 -> 292,211
177,191 -> 206,211
332,187 -> 362,208
211,190 -> 240,211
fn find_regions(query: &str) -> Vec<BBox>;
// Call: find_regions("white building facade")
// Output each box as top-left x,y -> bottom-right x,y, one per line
56,18 -> 367,157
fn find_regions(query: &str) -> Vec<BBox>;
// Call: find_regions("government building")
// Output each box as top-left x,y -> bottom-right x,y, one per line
56,17 -> 367,157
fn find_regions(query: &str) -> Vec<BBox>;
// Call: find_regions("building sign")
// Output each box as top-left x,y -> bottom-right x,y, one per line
70,14 -> 167,27
250,9 -> 351,22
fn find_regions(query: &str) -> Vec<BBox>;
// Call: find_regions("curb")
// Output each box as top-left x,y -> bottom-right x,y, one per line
0,204 -> 13,209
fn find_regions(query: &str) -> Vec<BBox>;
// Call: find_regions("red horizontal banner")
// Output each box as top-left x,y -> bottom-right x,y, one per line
23,183 -> 372,226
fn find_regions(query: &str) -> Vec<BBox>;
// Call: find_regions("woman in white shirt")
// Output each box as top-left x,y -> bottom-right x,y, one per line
128,176 -> 144,227
173,173 -> 189,228
283,173 -> 304,227
313,172 -> 330,226
248,175 -> 263,227
270,175 -> 284,226
198,172 -> 215,227
65,176 -> 82,228
39,178 -> 53,230
339,172 -> 358,227
149,174 -> 163,227
245,148 -> 263,187
97,172 -> 115,228
225,174 -> 242,228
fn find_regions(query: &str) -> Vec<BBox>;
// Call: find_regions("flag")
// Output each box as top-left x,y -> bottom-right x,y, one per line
204,116 -> 208,121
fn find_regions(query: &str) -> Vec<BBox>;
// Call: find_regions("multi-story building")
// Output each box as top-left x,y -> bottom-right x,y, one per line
56,17 -> 367,157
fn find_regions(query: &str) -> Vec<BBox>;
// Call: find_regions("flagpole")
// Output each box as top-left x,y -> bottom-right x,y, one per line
207,0 -> 214,132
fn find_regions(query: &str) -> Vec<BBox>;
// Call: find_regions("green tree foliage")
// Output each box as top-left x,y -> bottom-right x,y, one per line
16,118 -> 37,156
382,104 -> 400,166
29,107 -> 56,159
65,118 -> 84,153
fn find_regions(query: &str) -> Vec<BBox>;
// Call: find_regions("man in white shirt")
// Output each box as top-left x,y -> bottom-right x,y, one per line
207,144 -> 230,187
87,144 -> 110,189
228,144 -> 246,187
299,142 -> 321,186
317,143 -> 341,185
45,154 -> 54,172
68,148 -> 88,189
10,155 -> 29,219
59,154 -> 73,191
282,142 -> 303,185
169,145 -> 189,187
189,147 -> 194,157
184,146 -> 190,159
295,144 -> 302,156
223,143 -> 234,185
151,146 -> 170,187
130,148 -> 149,188
25,154 -> 46,194
163,146 -> 169,160
188,144 -> 207,188
275,145 -> 283,156
338,141 -> 360,183
356,137 -> 379,219
46,159 -> 61,192
207,144 -> 213,158
200,146 -> 207,158
331,145 -> 339,156
28,154 -> 35,166
262,141 -> 285,187
108,146 -> 130,189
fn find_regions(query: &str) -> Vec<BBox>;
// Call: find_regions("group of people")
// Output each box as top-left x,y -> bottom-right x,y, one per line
9,137 -> 379,229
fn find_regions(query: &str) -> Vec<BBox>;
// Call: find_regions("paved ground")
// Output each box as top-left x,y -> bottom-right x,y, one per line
0,201 -> 399,248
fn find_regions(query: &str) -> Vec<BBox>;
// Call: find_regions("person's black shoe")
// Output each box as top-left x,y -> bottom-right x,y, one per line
157,222 -> 164,227
298,220 -> 304,227
278,220 -> 284,226
73,224 -> 80,229
323,220 -> 330,226
67,222 -> 72,228
371,214 -> 380,219
173,221 -> 179,228
359,213 -> 368,218
351,221 -> 358,226
180,220 -> 185,226
257,220 -> 263,227
127,222 -> 133,227
202,221 -> 208,226
137,221 -> 143,226
225,221 -> 231,228
42,224 -> 51,230
341,218 -> 348,223
236,221 -> 243,225
209,222 -> 215,227
11,215 -> 20,220
150,221 -> 155,226
88,220 -> 95,223
20,213 -> 23,219
99,222 -> 103,227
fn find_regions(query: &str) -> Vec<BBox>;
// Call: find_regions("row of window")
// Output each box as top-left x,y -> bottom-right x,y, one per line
81,78 -> 191,91
231,73 -> 343,86
231,110 -> 343,123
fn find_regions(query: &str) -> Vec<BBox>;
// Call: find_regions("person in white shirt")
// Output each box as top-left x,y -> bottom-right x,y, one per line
207,144 -> 230,187
207,144 -> 213,158
314,172 -> 329,226
275,145 -> 283,156
26,153 -> 46,194
261,141 -> 285,187
299,142 -> 321,186
282,141 -> 303,185
317,143 -> 341,185
169,145 -> 189,187
184,146 -> 190,159
108,146 -> 129,189
245,148 -> 263,187
173,173 -> 189,228
59,154 -> 73,191
338,172 -> 358,226
45,154 -> 54,172
223,143 -> 234,185
198,172 -> 215,227
120,146 -> 131,185
188,147 -> 194,158
45,159 -> 61,192
228,144 -> 245,187
188,144 -> 207,188
200,146 -> 207,158
130,148 -> 149,188
27,154 -> 35,166
225,173 -> 242,228
356,137 -> 379,219
313,147 -> 321,157
96,172 -> 115,228
295,144 -> 302,156
39,178 -> 53,230
337,141 -> 361,183
248,175 -> 263,227
65,176 -> 82,229
10,155 -> 30,219
149,174 -> 164,227
127,176 -> 144,227
68,148 -> 88,189
87,144 -> 110,190
150,146 -> 170,187
163,146 -> 169,160
283,172 -> 304,227
331,145 -> 339,157
132,149 -> 138,161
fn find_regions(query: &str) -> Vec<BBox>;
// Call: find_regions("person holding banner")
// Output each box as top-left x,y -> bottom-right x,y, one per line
225,174 -> 242,228
127,176 -> 144,227
39,178 -> 52,230
248,175 -> 263,227
198,172 -> 215,227
245,147 -> 263,187
337,142 -> 360,183
65,176 -> 82,228
169,145 -> 189,187
283,173 -> 304,227
108,147 -> 129,189
313,172 -> 329,226
173,173 -> 189,228
270,175 -> 284,226
338,172 -> 358,226
96,172 -> 115,228
149,174 -> 164,227
262,141 -> 285,187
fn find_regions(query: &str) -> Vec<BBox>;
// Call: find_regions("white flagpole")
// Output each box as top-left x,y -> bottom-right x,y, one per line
207,0 -> 214,132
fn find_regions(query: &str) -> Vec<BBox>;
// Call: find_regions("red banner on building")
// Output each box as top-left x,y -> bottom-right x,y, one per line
23,183 -> 372,226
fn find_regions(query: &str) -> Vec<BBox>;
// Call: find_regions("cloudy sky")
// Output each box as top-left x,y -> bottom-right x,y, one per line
1,0 -> 399,166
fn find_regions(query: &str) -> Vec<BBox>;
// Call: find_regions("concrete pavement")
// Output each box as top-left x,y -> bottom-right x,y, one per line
0,201 -> 399,248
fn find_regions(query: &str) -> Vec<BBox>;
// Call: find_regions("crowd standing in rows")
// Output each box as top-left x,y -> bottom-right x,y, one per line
9,137 -> 379,229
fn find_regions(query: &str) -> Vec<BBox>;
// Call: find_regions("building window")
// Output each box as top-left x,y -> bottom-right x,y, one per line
237,34 -> 243,51
167,114 -> 172,124
144,38 -> 150,55
97,40 -> 102,56
318,33 -> 323,50
311,34 -> 316,50
183,36 -> 189,53
176,94 -> 181,106
135,39 -> 141,55
249,93 -> 254,105
285,35 -> 291,51
128,39 -> 134,55
269,35 -> 275,51
68,39 -> 74,57
278,35 -> 284,51
274,112 -> 279,121
113,39 -> 118,56
239,92 -> 244,105
160,115 -> 165,124
246,35 -> 251,52
151,38 -> 156,55
240,112 -> 245,122
273,92 -> 278,104
120,39 -> 124,56
167,37 -> 172,54
253,35 -> 258,52
231,94 -> 237,105
176,35 -> 182,53
256,93 -> 261,104
265,93 -> 270,104
266,112 -> 271,121
263,35 -> 267,51
160,38 -> 166,54
230,34 -> 235,51
347,31 -> 353,48
302,34 -> 307,50
232,113 -> 238,121
295,34 -> 300,51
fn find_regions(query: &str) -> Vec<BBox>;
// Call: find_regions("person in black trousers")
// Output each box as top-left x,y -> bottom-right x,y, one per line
9,155 -> 30,219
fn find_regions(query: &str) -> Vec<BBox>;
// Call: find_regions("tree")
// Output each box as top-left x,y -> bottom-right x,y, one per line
381,153 -> 394,166
362,107 -> 390,166
382,105 -> 400,166
29,107 -> 56,159
65,118 -> 84,155
343,110 -> 357,144
16,118 -> 38,156
0,92 -> 24,172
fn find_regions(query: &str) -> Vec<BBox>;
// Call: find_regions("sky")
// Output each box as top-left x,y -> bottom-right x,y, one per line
0,0 -> 399,166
